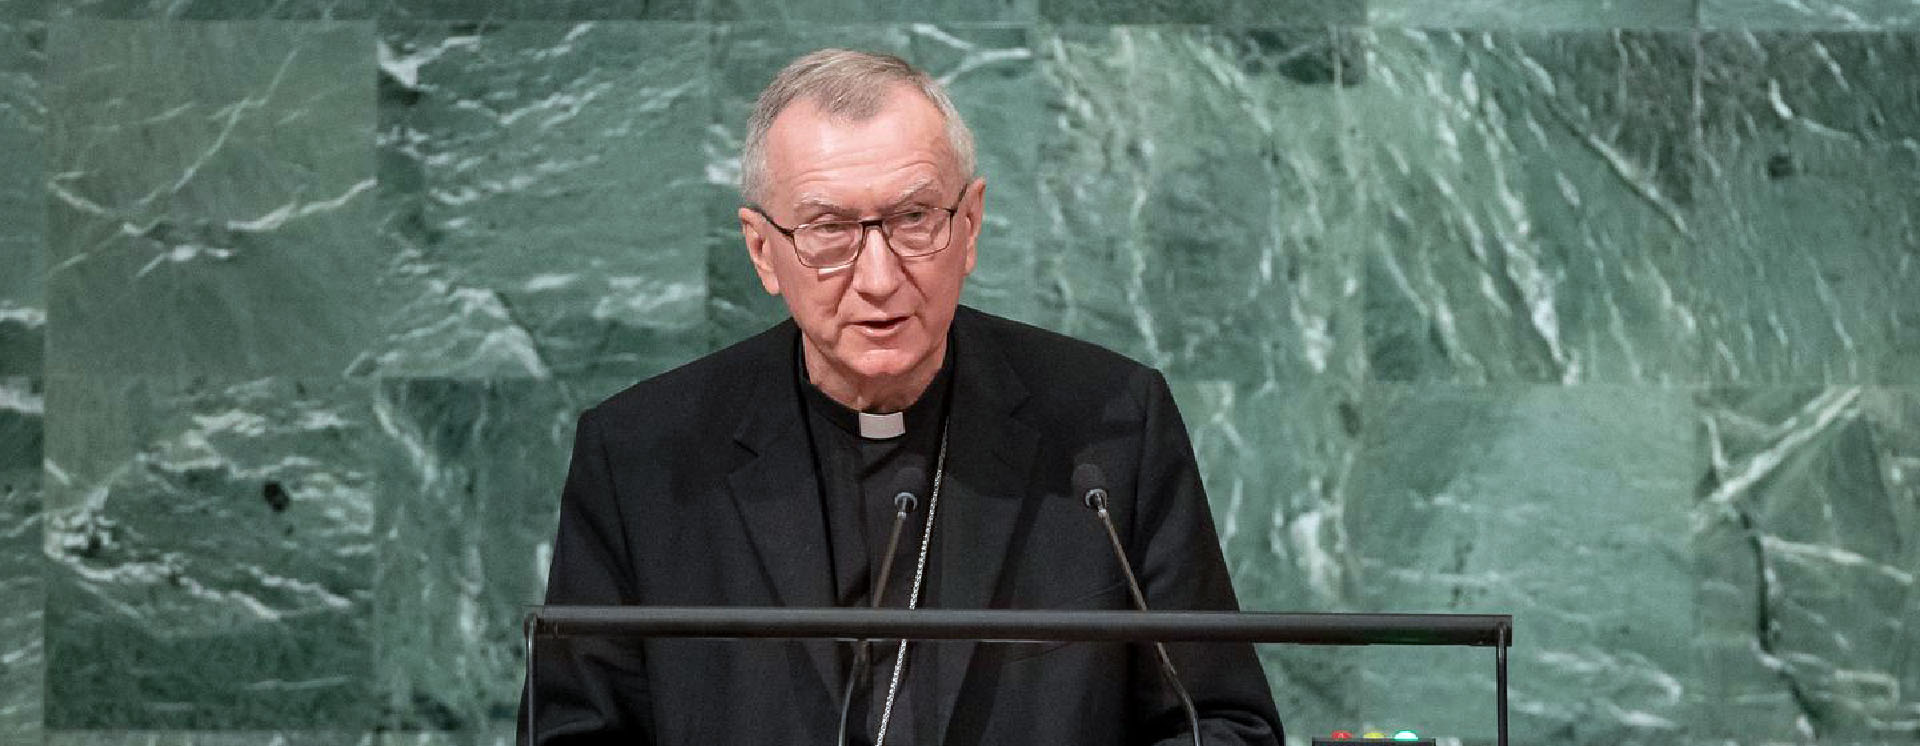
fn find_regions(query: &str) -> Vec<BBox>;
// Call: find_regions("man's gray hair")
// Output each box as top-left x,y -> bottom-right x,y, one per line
740,48 -> 976,208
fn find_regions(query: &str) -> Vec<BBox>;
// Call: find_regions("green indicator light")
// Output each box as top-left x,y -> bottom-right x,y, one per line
1392,730 -> 1419,741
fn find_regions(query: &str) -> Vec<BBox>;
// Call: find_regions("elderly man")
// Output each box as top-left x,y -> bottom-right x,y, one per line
522,49 -> 1282,745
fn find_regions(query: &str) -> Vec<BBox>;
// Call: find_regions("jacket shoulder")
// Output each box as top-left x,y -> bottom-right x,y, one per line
957,307 -> 1159,395
586,321 -> 791,431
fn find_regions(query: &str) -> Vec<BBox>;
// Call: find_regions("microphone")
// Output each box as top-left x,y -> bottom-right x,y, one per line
870,466 -> 925,607
1073,463 -> 1202,746
835,465 -> 926,746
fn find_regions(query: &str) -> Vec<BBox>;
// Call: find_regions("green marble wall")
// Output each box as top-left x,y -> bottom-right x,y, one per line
1,1 -> 1915,744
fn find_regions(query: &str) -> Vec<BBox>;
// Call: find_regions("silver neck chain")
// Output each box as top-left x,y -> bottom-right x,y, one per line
873,421 -> 948,746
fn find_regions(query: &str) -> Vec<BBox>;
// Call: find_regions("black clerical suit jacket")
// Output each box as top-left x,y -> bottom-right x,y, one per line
524,306 -> 1283,746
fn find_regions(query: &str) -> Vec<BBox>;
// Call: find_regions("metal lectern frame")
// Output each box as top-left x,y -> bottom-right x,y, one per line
523,607 -> 1513,746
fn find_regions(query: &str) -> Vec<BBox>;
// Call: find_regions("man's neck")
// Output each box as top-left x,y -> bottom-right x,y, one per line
802,342 -> 946,414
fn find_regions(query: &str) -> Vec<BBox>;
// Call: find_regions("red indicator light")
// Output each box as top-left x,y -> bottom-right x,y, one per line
1330,731 -> 1353,739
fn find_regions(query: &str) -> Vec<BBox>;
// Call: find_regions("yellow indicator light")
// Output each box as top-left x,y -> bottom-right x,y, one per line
1362,732 -> 1386,739
1393,731 -> 1419,741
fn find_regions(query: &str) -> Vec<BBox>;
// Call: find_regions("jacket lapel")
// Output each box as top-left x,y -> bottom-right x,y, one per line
724,323 -> 840,696
930,310 -> 1041,743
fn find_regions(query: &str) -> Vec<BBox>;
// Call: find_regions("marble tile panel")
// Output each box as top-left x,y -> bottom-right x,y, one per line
1167,376 -> 1366,735
1034,26 -> 1363,387
44,733 -> 374,746
362,22 -> 711,381
0,0 -> 50,21
1692,32 -> 1920,385
1701,0 -> 1920,29
367,378 -> 578,733
1348,384 -> 1702,744
1171,377 -> 1364,611
0,23 -> 43,376
44,21 -> 388,379
48,0 -> 371,19
41,376 -> 383,729
1369,0 -> 1696,30
0,377 -> 44,744
1346,29 -> 1700,385
704,24 -> 913,349
1690,386 -> 1920,742
375,731 -> 511,746
909,25 -> 1047,327
377,0 -> 700,21
549,374 -> 651,415
711,0 -> 1035,22
1038,0 -> 1360,25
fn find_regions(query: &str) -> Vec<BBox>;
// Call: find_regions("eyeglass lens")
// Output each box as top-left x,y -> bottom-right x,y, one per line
796,210 -> 952,268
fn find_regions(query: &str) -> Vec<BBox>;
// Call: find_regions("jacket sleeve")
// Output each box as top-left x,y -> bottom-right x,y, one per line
518,408 -> 654,745
1128,369 -> 1285,746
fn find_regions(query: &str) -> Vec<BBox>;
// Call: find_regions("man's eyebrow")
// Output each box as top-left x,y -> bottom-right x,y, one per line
792,195 -> 854,216
789,179 -> 944,218
885,178 -> 942,208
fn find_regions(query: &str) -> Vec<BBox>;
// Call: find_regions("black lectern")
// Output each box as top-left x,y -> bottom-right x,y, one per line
523,606 -> 1513,745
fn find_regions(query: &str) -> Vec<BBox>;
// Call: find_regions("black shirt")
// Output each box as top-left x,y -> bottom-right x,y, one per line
798,343 -> 953,745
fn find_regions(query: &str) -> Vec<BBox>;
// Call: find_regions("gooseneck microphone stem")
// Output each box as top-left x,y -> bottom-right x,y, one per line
870,494 -> 918,609
1084,482 -> 1203,746
835,492 -> 918,746
1090,499 -> 1152,623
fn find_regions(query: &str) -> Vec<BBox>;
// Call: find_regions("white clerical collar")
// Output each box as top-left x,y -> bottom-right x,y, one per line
858,411 -> 906,440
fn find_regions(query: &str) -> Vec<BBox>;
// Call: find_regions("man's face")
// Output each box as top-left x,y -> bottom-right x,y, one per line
739,85 -> 984,406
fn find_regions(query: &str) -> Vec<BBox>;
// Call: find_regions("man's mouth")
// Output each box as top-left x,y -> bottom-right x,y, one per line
853,316 -> 909,333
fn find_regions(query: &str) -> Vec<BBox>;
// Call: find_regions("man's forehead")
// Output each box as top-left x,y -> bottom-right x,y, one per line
791,177 -> 943,210
761,88 -> 959,205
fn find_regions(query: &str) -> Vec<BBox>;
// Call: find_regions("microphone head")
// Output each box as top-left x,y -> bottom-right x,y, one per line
891,464 -> 927,514
1072,463 -> 1108,511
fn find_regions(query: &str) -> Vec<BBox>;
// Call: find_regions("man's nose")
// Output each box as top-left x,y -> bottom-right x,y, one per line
849,223 -> 905,296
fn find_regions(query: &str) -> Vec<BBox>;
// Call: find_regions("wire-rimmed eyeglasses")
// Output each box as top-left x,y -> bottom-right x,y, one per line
751,193 -> 966,270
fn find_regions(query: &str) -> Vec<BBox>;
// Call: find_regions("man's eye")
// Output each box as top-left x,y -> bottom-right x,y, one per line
809,222 -> 858,239
891,211 -> 931,226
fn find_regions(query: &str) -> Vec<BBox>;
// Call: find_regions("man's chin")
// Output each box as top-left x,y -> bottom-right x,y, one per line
836,341 -> 937,380
844,354 -> 921,383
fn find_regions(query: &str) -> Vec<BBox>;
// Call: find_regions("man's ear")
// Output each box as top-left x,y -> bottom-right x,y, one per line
739,207 -> 782,296
960,176 -> 985,276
